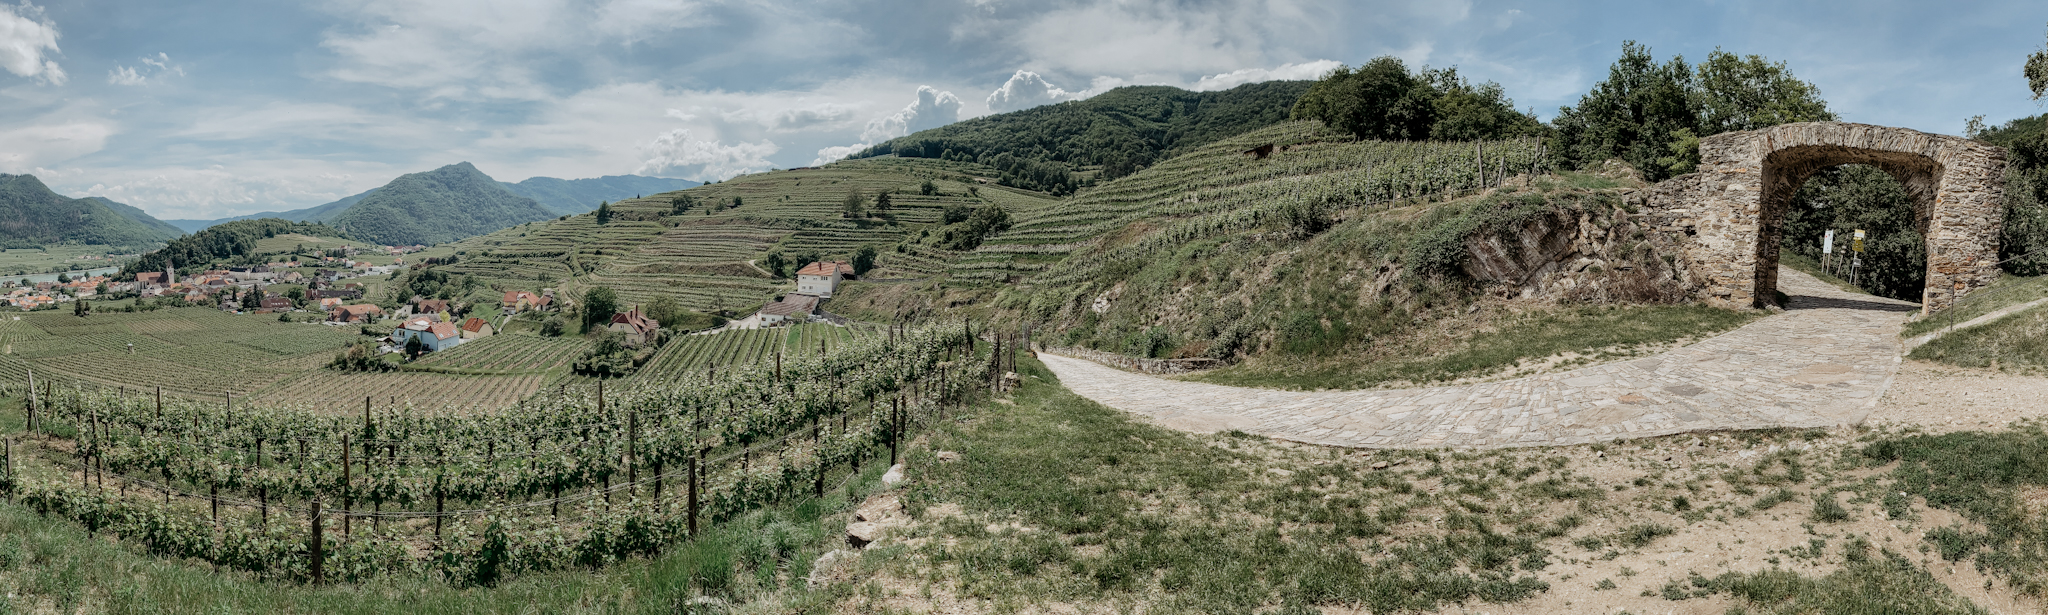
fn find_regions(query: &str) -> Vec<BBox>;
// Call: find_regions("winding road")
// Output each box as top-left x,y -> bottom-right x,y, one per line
1040,268 -> 1918,449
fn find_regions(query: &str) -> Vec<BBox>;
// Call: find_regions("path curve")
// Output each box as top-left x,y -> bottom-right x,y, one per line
1040,268 -> 1916,449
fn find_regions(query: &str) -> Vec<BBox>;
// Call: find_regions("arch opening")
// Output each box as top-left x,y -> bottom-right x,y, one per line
1760,152 -> 1935,305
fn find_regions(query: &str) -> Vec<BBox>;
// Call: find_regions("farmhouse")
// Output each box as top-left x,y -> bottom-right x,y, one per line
258,294 -> 293,312
607,307 -> 660,346
757,294 -> 821,324
394,316 -> 461,352
502,290 -> 539,313
329,303 -> 383,323
795,261 -> 855,297
460,317 -> 494,339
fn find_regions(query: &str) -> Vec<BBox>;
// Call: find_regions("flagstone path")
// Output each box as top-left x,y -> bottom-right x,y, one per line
1040,267 -> 1918,449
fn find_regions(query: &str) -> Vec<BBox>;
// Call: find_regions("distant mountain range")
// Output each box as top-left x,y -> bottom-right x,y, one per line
164,172 -> 697,233
325,162 -> 556,246
0,175 -> 184,250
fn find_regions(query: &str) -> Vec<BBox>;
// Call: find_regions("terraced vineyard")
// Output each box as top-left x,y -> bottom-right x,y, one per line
409,333 -> 587,372
636,324 -> 873,381
246,369 -> 550,412
435,158 -> 1057,314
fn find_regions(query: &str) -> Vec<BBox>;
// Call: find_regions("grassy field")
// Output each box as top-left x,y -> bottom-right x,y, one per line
0,245 -> 130,277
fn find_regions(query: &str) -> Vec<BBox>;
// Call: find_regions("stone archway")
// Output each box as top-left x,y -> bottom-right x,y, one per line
1644,122 -> 2007,314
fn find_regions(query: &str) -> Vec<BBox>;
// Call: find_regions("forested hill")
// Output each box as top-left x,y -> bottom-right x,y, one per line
501,175 -> 699,215
328,162 -> 558,246
82,197 -> 190,239
849,81 -> 1313,194
0,174 -> 183,250
122,218 -> 344,277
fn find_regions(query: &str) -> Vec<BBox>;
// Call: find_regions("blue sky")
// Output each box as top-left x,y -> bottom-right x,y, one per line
0,0 -> 2042,220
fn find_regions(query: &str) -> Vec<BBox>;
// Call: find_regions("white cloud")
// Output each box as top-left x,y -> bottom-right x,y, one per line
859,85 -> 961,143
635,128 -> 778,180
108,52 -> 183,86
0,1 -> 64,85
69,161 -> 396,220
0,120 -> 110,172
986,70 -> 1075,112
810,143 -> 865,167
1191,59 -> 1340,91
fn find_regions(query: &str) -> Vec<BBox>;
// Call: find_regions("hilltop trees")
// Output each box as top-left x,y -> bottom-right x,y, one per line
1290,58 -> 1543,142
1550,43 -> 1834,181
577,286 -> 620,333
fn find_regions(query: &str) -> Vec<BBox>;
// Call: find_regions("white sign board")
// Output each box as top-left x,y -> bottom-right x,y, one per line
1822,230 -> 1834,254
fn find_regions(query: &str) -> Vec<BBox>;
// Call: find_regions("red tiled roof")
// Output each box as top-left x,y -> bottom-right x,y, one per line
461,317 -> 490,332
759,294 -> 821,317
429,322 -> 459,340
795,261 -> 853,277
609,308 -> 658,334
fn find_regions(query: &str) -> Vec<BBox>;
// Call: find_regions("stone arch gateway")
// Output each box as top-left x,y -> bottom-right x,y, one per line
1643,122 -> 2007,314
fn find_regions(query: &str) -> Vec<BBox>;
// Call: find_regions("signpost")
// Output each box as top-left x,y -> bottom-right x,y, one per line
1851,229 -> 1866,287
1822,230 -> 1835,274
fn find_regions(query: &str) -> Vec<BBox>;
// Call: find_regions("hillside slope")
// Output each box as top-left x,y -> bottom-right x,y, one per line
82,197 -> 187,239
330,162 -> 557,246
501,175 -> 699,215
0,174 -> 182,249
851,81 -> 1313,193
436,158 -> 1056,311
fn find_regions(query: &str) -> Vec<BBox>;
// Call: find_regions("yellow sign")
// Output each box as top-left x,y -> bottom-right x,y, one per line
1853,229 -> 1866,252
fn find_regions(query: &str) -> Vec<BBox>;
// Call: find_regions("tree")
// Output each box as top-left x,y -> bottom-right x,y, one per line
763,251 -> 789,278
873,191 -> 892,212
644,294 -> 685,328
1551,43 -> 1832,180
1290,57 -> 1438,141
852,245 -> 878,275
578,285 -> 620,333
595,201 -> 612,224
2030,23 -> 2048,99
73,299 -> 87,317
404,334 -> 423,359
920,180 -> 937,196
841,190 -> 867,218
731,196 -> 743,209
56,273 -> 69,283
942,203 -> 973,225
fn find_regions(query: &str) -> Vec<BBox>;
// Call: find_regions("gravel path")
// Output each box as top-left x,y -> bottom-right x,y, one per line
1040,267 -> 1919,449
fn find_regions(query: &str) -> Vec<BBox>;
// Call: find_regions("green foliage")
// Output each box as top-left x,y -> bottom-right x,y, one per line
1862,425 -> 2048,595
386,268 -> 477,305
1975,114 -> 2048,275
854,82 -> 1313,194
1550,43 -> 1834,182
594,201 -> 612,224
578,285 -> 620,333
328,341 -> 393,372
0,175 -> 182,250
1291,58 -> 1542,142
123,218 -> 345,277
851,245 -> 878,275
329,162 -> 557,246
2030,24 -> 2048,100
572,329 -> 636,377
840,189 -> 866,219
1780,165 -> 1925,300
1684,551 -> 1990,614
933,204 -> 1012,251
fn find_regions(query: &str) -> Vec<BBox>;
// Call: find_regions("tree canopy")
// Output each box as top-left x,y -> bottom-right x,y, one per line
1289,58 -> 1543,142
1550,42 -> 1835,181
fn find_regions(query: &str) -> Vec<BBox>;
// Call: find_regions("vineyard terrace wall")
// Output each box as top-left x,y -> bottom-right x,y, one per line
1638,122 -> 2007,314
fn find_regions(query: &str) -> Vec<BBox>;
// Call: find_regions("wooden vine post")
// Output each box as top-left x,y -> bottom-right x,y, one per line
341,434 -> 352,538
309,500 -> 325,585
812,416 -> 823,498
627,412 -> 637,498
23,369 -> 33,433
687,447 -> 700,538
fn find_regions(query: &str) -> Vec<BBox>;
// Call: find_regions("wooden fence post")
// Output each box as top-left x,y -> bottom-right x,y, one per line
341,434 -> 351,539
889,396 -> 900,467
24,369 -> 33,434
309,499 -> 324,585
687,449 -> 700,538
813,416 -> 823,498
627,413 -> 637,497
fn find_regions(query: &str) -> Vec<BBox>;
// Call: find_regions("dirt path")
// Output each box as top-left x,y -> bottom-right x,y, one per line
1041,267 -> 1920,449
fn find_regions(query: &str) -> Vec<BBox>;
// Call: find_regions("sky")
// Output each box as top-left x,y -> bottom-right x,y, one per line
0,0 -> 2042,220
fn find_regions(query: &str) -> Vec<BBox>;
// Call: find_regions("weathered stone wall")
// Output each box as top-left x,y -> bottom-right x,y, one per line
1639,122 -> 2007,314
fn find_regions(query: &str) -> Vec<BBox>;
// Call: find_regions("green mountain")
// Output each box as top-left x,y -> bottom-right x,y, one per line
328,162 -> 557,246
81,196 -> 187,239
501,175 -> 699,215
0,174 -> 182,249
851,81 -> 1314,194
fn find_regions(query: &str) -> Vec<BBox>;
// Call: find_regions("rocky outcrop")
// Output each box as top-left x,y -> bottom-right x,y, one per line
1457,190 -> 1694,304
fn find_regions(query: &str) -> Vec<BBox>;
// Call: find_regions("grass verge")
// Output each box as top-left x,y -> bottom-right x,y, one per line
1186,304 -> 1757,390
1903,273 -> 2048,338
1907,304 -> 2048,370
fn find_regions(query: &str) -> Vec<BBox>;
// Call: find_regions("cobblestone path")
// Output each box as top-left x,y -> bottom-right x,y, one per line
1040,268 -> 1916,449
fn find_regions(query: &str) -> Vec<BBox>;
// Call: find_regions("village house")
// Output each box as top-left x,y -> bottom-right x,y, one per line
415,298 -> 451,316
795,261 -> 856,297
460,317 -> 494,339
259,294 -> 294,312
329,303 -> 384,323
319,297 -> 343,310
607,307 -> 660,346
757,294 -> 821,324
393,316 -> 461,352
502,290 -> 538,313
